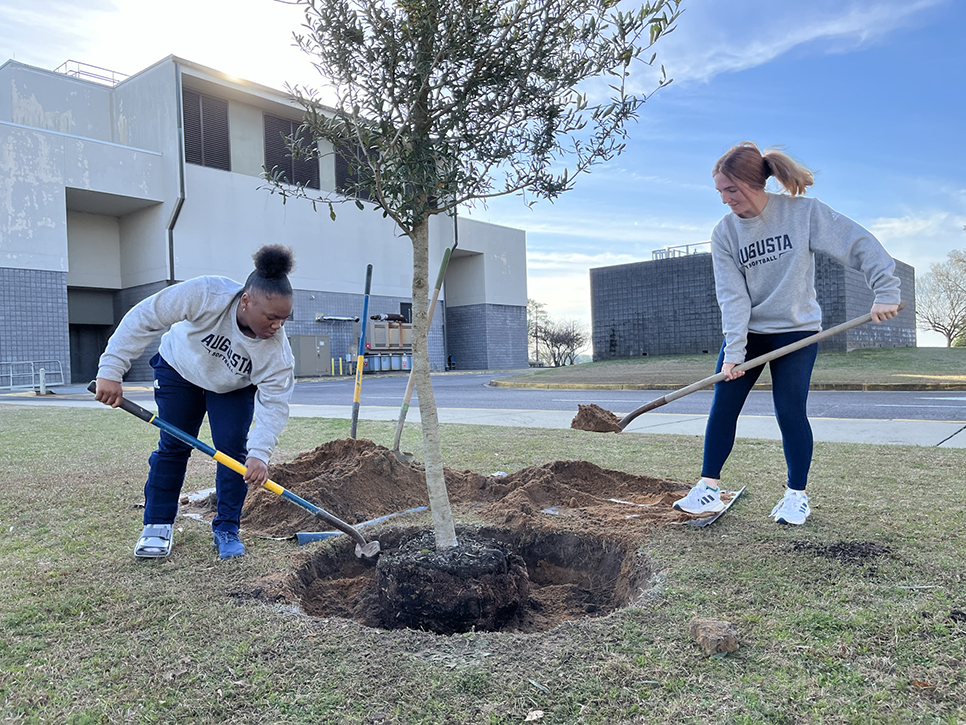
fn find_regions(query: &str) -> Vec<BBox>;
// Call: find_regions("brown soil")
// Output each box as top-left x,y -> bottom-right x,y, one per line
205,437 -> 711,634
220,438 -> 694,540
570,403 -> 623,433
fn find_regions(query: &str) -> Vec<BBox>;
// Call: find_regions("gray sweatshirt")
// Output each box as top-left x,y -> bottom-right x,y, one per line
97,276 -> 295,463
711,193 -> 902,364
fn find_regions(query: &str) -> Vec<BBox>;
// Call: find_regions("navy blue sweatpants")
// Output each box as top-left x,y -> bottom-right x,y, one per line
143,354 -> 256,533
702,331 -> 818,491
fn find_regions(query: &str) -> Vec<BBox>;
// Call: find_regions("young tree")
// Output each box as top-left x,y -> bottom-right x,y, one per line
272,0 -> 681,548
916,250 -> 966,347
527,298 -> 549,366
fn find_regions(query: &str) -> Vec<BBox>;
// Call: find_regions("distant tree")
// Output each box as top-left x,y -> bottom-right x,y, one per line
270,0 -> 681,548
527,299 -> 550,366
543,319 -> 588,367
916,249 -> 966,347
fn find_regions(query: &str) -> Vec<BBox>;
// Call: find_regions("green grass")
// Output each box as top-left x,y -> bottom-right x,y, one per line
1,405 -> 964,723
502,346 -> 966,388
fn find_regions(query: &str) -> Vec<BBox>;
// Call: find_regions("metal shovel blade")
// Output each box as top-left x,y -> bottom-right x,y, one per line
685,486 -> 746,529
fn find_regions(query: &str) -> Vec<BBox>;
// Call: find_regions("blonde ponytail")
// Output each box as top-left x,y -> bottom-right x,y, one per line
762,148 -> 813,196
714,142 -> 814,197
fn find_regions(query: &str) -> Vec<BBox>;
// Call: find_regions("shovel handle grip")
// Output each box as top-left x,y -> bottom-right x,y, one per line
87,380 -> 154,423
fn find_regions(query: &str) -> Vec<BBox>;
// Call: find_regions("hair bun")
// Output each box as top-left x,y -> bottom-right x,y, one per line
253,244 -> 295,279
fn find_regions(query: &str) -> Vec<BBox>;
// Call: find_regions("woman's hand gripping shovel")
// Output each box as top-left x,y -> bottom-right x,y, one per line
616,303 -> 906,429
88,381 -> 381,559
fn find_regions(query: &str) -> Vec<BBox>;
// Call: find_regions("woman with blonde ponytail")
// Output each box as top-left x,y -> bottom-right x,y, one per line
673,142 -> 901,525
95,245 -> 297,559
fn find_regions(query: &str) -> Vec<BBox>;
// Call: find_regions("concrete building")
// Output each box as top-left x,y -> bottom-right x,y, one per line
590,247 -> 916,360
0,57 -> 528,387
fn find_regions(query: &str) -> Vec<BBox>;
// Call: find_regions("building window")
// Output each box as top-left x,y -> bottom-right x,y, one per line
334,143 -> 373,201
263,114 -> 320,190
182,89 -> 230,171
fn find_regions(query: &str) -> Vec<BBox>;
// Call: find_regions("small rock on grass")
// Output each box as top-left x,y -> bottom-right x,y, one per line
689,616 -> 739,656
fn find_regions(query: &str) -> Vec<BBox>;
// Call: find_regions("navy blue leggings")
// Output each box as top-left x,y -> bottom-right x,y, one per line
143,354 -> 256,533
702,331 -> 818,491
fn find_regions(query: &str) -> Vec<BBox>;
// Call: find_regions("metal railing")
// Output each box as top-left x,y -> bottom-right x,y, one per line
0,361 -> 66,391
53,60 -> 128,87
652,242 -> 711,260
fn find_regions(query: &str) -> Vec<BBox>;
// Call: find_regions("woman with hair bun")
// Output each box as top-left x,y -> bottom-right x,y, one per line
95,245 -> 296,559
672,142 -> 901,525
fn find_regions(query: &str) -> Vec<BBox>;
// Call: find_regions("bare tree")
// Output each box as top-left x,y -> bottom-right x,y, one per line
543,319 -> 588,366
916,250 -> 966,347
268,0 -> 681,548
527,298 -> 549,366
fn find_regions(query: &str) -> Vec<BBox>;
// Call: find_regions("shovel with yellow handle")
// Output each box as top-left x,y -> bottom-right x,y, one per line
88,381 -> 381,559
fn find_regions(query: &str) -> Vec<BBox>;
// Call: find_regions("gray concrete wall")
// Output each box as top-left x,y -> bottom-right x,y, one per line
591,255 -> 721,359
815,255 -> 917,350
591,253 -> 917,360
0,267 -> 70,380
437,215 -> 527,308
0,56 -> 529,380
1,61 -> 114,139
446,303 -> 528,370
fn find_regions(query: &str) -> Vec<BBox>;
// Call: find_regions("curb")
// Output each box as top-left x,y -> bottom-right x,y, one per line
489,380 -> 966,392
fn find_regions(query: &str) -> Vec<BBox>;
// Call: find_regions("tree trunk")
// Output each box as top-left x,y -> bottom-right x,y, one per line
410,219 -> 458,549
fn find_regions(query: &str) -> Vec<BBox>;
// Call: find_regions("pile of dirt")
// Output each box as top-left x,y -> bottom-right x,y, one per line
212,438 -> 694,538
570,404 -> 623,433
215,438 -> 712,634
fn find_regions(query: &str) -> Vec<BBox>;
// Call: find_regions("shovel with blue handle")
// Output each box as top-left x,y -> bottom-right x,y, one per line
88,381 -> 381,559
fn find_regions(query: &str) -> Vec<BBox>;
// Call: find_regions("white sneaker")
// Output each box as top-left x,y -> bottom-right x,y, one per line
673,482 -> 725,514
770,489 -> 810,525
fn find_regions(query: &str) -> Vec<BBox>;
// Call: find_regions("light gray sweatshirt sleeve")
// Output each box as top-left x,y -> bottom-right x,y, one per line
96,279 -> 211,382
247,350 -> 294,464
807,201 -> 902,306
711,222 -> 755,364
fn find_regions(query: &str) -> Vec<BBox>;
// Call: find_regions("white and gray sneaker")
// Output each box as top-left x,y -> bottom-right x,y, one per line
673,481 -> 725,515
770,489 -> 810,525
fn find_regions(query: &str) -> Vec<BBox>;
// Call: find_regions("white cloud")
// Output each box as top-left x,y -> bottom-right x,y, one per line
633,0 -> 945,87
868,211 -> 966,270
0,1 -> 117,69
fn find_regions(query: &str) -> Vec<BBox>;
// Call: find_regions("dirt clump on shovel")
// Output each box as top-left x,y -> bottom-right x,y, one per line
570,403 -> 623,433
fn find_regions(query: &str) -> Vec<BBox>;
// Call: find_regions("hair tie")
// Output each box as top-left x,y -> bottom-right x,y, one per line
762,157 -> 772,179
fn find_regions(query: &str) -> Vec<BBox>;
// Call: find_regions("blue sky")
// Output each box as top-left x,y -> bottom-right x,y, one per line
2,0 -> 963,345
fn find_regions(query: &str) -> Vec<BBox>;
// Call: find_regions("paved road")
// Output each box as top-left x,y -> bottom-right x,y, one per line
3,373 -> 964,447
293,372 -> 966,422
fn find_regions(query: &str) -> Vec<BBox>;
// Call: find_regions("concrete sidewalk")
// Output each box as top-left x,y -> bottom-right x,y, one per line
2,383 -> 964,448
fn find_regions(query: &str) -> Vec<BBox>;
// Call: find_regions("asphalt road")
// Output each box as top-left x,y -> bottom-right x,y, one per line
294,372 -> 966,422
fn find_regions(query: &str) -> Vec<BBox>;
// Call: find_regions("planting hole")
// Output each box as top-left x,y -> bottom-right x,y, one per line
253,525 -> 654,635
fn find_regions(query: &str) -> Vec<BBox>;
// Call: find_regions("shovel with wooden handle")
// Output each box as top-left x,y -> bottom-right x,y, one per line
618,302 -> 905,430
88,381 -> 381,559
391,242 -> 456,463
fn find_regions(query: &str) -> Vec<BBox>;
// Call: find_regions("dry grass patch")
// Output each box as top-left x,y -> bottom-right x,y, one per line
0,407 -> 964,723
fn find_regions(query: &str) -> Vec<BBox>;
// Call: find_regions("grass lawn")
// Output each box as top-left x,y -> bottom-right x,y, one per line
501,347 -> 966,389
1,405 -> 964,723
